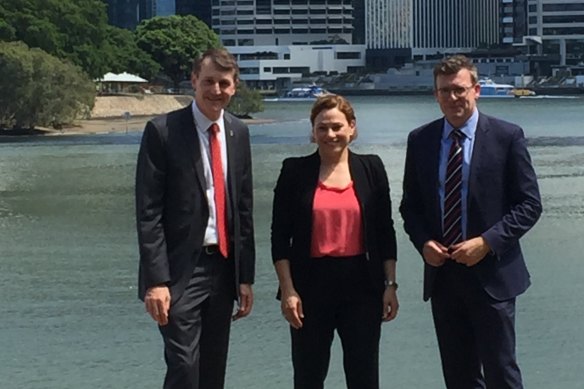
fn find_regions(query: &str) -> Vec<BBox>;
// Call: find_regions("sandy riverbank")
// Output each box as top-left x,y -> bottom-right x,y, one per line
2,94 -> 274,136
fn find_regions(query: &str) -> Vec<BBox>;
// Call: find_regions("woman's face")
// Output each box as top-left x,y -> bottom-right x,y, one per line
312,107 -> 356,156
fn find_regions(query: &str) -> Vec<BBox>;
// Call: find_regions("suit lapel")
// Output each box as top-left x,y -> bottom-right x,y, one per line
224,113 -> 236,224
178,105 -> 206,195
468,114 -> 489,203
348,151 -> 367,212
425,120 -> 443,231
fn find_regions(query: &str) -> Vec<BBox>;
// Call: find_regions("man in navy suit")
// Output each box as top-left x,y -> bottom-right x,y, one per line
400,55 -> 542,388
136,48 -> 255,389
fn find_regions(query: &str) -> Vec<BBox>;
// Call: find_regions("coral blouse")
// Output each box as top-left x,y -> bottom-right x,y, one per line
310,181 -> 365,257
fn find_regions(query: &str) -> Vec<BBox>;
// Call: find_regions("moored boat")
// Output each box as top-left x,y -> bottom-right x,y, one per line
264,84 -> 328,102
478,79 -> 515,98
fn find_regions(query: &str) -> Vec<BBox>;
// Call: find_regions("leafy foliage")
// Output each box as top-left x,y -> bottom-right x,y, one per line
0,0 -> 157,79
136,15 -> 221,88
0,0 -> 110,78
103,25 -> 160,80
228,81 -> 264,118
0,41 -> 95,130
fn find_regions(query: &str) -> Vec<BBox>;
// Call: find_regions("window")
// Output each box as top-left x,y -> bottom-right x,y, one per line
238,39 -> 254,46
240,67 -> 259,74
543,4 -> 584,12
336,52 -> 360,60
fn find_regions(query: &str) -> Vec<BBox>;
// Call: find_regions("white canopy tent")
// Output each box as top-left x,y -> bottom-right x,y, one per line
99,72 -> 148,83
97,72 -> 148,93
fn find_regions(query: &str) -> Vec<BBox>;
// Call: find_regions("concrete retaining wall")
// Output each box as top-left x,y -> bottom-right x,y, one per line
91,95 -> 193,119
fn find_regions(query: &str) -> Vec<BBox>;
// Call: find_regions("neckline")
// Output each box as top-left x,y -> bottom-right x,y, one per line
318,180 -> 354,192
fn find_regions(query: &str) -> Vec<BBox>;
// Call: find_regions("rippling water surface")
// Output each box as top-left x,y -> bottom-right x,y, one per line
1,95 -> 583,388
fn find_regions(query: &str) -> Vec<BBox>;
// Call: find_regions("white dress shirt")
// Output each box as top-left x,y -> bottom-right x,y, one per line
191,102 -> 229,246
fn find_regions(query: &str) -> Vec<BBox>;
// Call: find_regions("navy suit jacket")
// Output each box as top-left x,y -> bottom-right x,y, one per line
400,113 -> 542,301
135,104 -> 255,301
271,151 -> 397,292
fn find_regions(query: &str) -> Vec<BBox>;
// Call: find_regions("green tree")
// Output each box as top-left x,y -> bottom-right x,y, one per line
103,25 -> 160,80
135,15 -> 221,88
228,81 -> 264,118
0,0 -> 111,78
0,0 -> 158,80
0,41 -> 95,130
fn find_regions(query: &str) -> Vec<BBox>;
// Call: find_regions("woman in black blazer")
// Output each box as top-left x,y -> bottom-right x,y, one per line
271,94 -> 399,389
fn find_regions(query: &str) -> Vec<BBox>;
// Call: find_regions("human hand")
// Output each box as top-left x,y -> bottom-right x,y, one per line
382,287 -> 399,322
145,285 -> 171,326
422,240 -> 450,267
280,288 -> 304,329
233,284 -> 254,321
449,237 -> 491,266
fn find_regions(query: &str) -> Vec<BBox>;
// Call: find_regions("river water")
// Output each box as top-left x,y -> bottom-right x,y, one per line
1,95 -> 583,388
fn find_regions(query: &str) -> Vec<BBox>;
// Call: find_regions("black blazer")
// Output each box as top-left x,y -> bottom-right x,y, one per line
136,104 -> 255,301
271,151 -> 397,292
400,113 -> 542,301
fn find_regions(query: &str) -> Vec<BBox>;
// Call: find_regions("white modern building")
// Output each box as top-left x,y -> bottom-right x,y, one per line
208,0 -> 365,88
229,44 -> 366,90
527,0 -> 584,65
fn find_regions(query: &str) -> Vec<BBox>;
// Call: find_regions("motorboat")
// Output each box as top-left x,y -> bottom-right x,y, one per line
478,79 -> 515,98
264,84 -> 328,102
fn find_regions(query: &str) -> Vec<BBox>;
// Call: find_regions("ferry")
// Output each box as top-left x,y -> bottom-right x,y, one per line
264,84 -> 328,102
478,79 -> 515,98
478,79 -> 536,98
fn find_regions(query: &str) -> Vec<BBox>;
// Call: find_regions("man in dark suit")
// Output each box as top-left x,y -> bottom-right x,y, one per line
135,48 -> 255,389
400,55 -> 542,388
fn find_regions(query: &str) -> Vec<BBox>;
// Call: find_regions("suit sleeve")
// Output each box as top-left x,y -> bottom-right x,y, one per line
135,121 -> 170,288
237,125 -> 256,284
400,132 -> 432,254
271,159 -> 295,262
371,155 -> 397,261
481,127 -> 542,255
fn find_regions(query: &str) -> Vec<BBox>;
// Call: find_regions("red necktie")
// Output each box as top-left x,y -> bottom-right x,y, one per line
443,129 -> 464,247
208,123 -> 229,258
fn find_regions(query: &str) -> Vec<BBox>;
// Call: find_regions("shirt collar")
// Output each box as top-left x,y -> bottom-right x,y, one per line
442,108 -> 479,141
191,101 -> 224,135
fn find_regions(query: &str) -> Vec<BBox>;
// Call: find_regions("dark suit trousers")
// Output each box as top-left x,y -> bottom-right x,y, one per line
431,262 -> 523,389
159,250 -> 236,389
290,256 -> 382,389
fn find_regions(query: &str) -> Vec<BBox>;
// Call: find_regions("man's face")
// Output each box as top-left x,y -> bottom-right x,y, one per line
191,58 -> 237,121
434,68 -> 480,128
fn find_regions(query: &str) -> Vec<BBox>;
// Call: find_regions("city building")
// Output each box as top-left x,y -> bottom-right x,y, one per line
230,44 -> 365,91
527,0 -> 584,65
500,0 -> 529,45
364,0 -> 501,70
211,0 -> 354,47
154,0 -> 175,16
176,0 -> 213,26
103,0 -> 157,29
203,0 -> 366,90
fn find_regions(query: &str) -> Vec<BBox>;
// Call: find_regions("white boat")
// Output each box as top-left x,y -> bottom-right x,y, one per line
478,79 -> 515,98
264,85 -> 328,102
